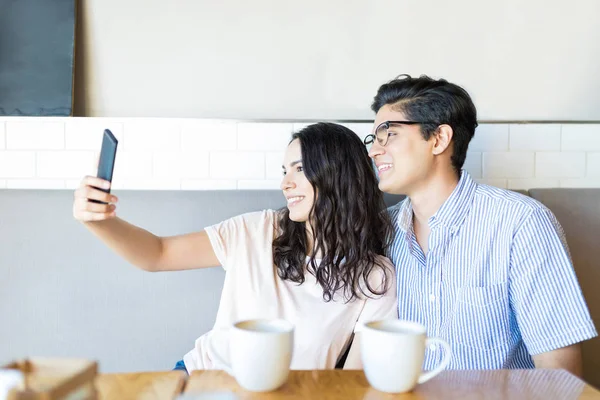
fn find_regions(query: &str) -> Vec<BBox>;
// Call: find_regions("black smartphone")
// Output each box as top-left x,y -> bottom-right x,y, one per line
90,129 -> 118,204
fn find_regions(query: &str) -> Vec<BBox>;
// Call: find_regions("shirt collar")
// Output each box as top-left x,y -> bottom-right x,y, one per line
395,170 -> 477,233
429,170 -> 477,231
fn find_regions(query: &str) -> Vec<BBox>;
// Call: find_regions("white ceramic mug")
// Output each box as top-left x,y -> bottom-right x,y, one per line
360,319 -> 451,393
207,318 -> 294,392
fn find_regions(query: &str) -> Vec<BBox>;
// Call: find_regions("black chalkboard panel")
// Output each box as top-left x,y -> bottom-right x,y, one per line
0,0 -> 76,116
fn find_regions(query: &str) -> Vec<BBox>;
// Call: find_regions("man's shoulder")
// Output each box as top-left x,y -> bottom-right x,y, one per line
473,183 -> 551,220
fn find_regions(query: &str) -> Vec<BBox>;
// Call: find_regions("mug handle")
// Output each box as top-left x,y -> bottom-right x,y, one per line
206,332 -> 234,376
417,337 -> 452,384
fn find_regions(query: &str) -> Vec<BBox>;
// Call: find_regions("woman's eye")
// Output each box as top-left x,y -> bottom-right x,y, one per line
282,170 -> 286,176
297,166 -> 303,172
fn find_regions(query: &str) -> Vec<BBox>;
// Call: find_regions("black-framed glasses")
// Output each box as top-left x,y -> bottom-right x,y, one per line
363,120 -> 439,147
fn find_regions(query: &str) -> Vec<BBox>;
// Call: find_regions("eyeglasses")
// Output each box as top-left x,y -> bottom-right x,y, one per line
363,120 -> 439,147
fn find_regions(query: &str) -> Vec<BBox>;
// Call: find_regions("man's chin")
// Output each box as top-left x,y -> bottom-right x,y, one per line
379,179 -> 407,196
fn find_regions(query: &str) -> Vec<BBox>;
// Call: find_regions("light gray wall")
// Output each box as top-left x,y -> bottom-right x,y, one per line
0,190 -> 281,372
75,0 -> 600,120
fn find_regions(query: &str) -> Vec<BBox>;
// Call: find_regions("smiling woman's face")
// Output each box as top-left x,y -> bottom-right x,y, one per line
280,139 -> 315,222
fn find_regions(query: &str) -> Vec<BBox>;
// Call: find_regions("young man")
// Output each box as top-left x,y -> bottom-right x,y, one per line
366,74 -> 597,377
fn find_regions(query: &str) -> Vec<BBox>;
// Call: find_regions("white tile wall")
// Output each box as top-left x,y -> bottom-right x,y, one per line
265,152 -> 285,179
483,152 -> 535,178
209,151 -> 265,180
36,151 -> 95,179
0,151 -> 36,178
561,125 -> 600,151
470,124 -> 509,151
535,152 -> 586,178
181,121 -> 237,151
463,152 -> 482,179
0,122 -> 6,150
509,124 -> 561,152
237,123 -> 293,151
0,117 -> 598,190
587,153 -> 600,177
7,121 -> 64,150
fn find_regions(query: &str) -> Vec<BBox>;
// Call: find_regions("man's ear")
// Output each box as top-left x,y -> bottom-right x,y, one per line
432,124 -> 453,155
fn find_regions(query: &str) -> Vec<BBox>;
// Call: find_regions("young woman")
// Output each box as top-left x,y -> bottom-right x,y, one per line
72,122 -> 398,372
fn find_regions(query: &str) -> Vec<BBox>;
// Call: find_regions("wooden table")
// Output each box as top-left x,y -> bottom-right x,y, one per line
91,369 -> 600,399
95,371 -> 186,400
182,369 -> 600,400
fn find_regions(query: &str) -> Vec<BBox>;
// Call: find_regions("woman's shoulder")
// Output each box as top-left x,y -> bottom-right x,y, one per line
221,209 -> 279,227
361,254 -> 396,294
206,210 -> 280,242
371,254 -> 395,272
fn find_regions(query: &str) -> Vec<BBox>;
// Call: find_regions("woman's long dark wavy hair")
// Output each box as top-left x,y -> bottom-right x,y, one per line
272,122 -> 393,302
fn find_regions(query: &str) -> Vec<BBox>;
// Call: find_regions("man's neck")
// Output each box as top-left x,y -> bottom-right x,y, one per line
410,169 -> 460,227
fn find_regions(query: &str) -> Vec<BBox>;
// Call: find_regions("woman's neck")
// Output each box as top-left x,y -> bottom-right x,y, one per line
304,221 -> 323,259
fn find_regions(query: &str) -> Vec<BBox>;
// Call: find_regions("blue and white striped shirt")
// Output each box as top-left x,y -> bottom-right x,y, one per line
387,171 -> 597,370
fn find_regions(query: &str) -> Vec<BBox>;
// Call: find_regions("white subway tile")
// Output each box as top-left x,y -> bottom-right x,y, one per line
181,121 -> 237,151
107,176 -> 125,189
463,152 -> 482,179
153,151 -> 209,179
65,179 -> 82,190
339,123 -> 373,138
36,151 -> 95,179
0,122 -> 5,149
535,152 -> 586,178
483,152 -> 534,178
292,123 -> 312,132
114,151 -> 153,179
587,152 -> 600,177
7,180 -> 66,189
0,151 -> 36,178
6,121 -> 64,149
237,180 -> 282,190
266,152 -> 285,179
237,123 -> 293,151
181,180 -> 237,190
475,179 -> 507,188
561,124 -> 600,151
210,152 -> 265,179
152,152 -> 181,179
65,118 -> 124,150
470,124 -> 509,152
293,122 -> 372,139
507,179 -> 559,190
124,120 -> 180,151
559,178 -> 600,188
1,118 -> 596,190
118,179 -> 181,190
509,124 -> 561,151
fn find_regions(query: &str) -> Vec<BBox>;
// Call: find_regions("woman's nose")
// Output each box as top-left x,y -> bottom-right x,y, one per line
280,175 -> 296,191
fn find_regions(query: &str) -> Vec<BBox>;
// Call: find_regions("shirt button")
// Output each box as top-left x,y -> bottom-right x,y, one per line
429,294 -> 436,302
429,344 -> 438,351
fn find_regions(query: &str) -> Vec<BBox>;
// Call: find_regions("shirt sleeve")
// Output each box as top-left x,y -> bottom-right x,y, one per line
354,256 -> 399,333
509,206 -> 598,355
204,210 -> 272,271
